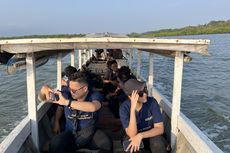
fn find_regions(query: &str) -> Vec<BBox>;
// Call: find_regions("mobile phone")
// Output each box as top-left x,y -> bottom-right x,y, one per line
122,140 -> 144,151
49,92 -> 59,101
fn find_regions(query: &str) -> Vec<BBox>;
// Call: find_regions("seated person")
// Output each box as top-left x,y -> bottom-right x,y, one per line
95,49 -> 106,60
104,60 -> 119,85
62,65 -> 78,86
107,49 -> 123,59
119,79 -> 167,153
105,50 -> 114,62
103,59 -> 119,96
83,70 -> 104,92
39,72 -> 112,153
103,60 -> 121,118
117,66 -> 137,89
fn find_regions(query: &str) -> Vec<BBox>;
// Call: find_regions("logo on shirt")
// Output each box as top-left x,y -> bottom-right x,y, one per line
145,116 -> 153,121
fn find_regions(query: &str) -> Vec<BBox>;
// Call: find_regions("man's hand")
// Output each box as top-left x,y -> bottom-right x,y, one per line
54,91 -> 68,106
129,90 -> 139,111
126,133 -> 143,153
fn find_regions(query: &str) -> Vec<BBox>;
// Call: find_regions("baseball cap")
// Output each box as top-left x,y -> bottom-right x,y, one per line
123,79 -> 146,96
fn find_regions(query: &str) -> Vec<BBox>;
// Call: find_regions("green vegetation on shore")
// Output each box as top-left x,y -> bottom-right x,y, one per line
128,20 -> 230,37
1,20 -> 230,39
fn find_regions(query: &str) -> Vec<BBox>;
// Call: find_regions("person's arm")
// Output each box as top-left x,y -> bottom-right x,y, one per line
70,100 -> 101,112
53,106 -> 64,135
139,122 -> 164,139
126,122 -> 164,153
103,80 -> 112,83
129,122 -> 164,143
125,90 -> 139,137
54,91 -> 102,112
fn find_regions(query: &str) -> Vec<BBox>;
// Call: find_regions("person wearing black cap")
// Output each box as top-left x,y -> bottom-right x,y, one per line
119,79 -> 167,153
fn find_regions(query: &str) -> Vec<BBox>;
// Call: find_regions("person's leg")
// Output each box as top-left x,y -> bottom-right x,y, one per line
74,125 -> 95,148
142,138 -> 151,151
149,135 -> 167,153
49,131 -> 75,153
109,96 -> 120,118
90,129 -> 113,153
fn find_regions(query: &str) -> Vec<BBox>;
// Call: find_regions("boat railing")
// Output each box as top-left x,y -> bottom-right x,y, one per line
0,102 -> 51,153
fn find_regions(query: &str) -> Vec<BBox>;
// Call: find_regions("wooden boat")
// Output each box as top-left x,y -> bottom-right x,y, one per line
0,36 -> 223,153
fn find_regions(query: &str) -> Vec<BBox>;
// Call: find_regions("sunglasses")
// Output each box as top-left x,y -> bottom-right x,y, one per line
138,87 -> 148,97
70,86 -> 85,94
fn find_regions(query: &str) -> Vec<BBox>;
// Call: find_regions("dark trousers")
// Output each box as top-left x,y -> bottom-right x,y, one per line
49,128 -> 112,153
143,136 -> 167,153
123,135 -> 167,153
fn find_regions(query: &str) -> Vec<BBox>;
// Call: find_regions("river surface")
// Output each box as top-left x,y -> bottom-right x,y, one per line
0,34 -> 230,152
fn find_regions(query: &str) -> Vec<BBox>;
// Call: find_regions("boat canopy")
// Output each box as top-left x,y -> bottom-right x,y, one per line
0,37 -> 210,55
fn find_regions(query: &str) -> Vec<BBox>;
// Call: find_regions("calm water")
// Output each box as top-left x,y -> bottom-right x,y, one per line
0,34 -> 230,152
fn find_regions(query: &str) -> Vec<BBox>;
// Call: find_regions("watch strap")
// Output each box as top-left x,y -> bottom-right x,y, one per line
67,99 -> 72,108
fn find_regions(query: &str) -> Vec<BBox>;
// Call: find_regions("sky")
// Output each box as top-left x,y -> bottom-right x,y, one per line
0,0 -> 230,36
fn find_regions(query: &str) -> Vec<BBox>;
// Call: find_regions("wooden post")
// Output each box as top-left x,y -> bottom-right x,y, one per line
57,53 -> 62,90
87,49 -> 90,60
90,49 -> 93,58
137,49 -> 141,79
71,49 -> 75,67
26,53 -> 39,150
83,49 -> 86,64
78,49 -> 82,69
171,51 -> 184,150
129,49 -> 133,68
148,53 -> 154,94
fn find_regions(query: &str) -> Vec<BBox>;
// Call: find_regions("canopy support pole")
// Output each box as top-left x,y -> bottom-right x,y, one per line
87,49 -> 90,60
171,51 -> 184,151
148,53 -> 154,94
78,49 -> 82,69
129,49 -> 133,68
71,49 -> 75,67
83,49 -> 86,64
57,53 -> 62,90
137,49 -> 141,78
90,49 -> 93,58
26,53 -> 39,150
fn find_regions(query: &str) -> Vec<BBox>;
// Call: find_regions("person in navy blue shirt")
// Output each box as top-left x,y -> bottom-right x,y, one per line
49,72 -> 112,153
119,79 -> 166,153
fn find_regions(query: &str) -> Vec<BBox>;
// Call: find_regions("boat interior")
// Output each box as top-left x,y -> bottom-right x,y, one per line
0,37 -> 223,153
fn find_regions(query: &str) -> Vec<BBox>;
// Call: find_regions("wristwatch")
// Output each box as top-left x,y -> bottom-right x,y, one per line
67,99 -> 72,108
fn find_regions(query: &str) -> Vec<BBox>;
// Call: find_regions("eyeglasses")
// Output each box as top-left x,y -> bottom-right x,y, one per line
70,86 -> 85,94
138,87 -> 148,97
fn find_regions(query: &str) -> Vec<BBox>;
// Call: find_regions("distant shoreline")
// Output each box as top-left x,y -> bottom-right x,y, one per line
0,20 -> 230,39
